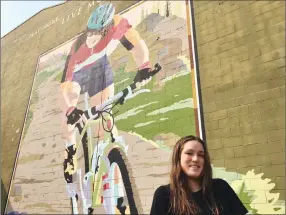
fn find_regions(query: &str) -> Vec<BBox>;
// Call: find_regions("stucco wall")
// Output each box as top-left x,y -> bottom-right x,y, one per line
194,0 -> 285,204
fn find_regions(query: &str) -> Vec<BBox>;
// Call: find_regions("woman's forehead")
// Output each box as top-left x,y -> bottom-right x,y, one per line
182,140 -> 204,151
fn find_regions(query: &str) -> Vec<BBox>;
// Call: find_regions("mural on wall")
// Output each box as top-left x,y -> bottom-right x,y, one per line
5,1 -> 285,215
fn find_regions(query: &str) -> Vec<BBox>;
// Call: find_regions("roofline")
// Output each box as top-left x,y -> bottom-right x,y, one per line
1,1 -> 68,39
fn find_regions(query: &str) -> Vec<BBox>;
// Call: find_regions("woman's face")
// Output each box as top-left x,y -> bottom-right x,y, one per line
180,140 -> 205,180
86,31 -> 102,48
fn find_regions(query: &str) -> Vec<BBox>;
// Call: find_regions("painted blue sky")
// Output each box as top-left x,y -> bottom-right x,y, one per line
1,1 -> 65,37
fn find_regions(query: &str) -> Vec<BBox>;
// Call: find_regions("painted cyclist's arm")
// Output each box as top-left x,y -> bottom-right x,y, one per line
60,42 -> 79,115
113,15 -> 150,70
61,41 -> 78,85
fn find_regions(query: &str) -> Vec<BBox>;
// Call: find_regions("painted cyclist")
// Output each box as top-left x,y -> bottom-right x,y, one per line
60,2 -> 153,212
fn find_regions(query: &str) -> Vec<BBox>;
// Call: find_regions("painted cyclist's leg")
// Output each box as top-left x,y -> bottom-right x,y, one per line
61,81 -> 86,214
63,141 -> 80,214
96,83 -> 129,152
90,84 -> 114,140
105,113 -> 129,154
63,131 -> 78,195
60,80 -> 81,187
62,118 -> 81,214
84,139 -> 110,182
83,138 -> 111,189
100,108 -> 129,155
89,83 -> 128,152
107,117 -> 128,153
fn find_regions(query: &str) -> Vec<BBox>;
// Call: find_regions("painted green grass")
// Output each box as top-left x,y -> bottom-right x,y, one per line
22,110 -> 33,139
34,69 -> 57,90
237,183 -> 258,214
113,73 -> 196,140
54,70 -> 63,82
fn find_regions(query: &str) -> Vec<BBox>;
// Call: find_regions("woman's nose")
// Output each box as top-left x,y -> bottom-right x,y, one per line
192,154 -> 198,161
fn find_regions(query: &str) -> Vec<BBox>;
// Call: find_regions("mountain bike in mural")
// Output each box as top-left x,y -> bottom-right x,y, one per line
65,64 -> 161,215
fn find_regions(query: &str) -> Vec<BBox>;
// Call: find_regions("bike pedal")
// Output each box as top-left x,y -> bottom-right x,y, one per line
88,207 -> 94,215
75,194 -> 79,201
116,197 -> 127,215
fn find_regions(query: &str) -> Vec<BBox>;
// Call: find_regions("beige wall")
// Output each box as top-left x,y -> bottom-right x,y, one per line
1,0 -> 285,213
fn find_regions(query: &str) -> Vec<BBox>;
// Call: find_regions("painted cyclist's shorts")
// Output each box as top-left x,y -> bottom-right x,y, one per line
72,55 -> 113,97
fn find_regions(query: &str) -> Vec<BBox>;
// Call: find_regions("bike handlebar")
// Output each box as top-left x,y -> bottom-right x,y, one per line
68,63 -> 162,126
67,63 -> 162,144
130,63 -> 162,90
115,63 -> 162,106
92,63 -> 161,112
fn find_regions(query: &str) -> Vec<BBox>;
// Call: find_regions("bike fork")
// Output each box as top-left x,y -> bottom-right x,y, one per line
102,164 -> 126,215
71,196 -> 79,214
78,169 -> 92,214
83,140 -> 111,213
66,183 -> 79,214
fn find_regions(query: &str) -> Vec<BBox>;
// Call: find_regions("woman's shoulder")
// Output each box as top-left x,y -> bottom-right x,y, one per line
212,178 -> 235,195
212,178 -> 248,214
154,184 -> 171,196
212,178 -> 230,188
213,178 -> 228,185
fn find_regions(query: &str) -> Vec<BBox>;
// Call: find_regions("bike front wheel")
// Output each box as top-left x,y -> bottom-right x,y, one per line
101,148 -> 138,215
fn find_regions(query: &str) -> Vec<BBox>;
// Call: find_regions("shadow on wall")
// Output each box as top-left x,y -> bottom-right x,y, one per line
1,179 -> 8,214
6,212 -> 28,215
1,180 -> 26,215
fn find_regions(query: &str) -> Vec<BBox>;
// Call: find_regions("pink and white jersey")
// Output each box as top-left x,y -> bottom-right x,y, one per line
65,16 -> 132,82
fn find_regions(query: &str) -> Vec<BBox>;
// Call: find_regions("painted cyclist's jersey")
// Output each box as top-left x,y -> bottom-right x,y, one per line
65,15 -> 133,82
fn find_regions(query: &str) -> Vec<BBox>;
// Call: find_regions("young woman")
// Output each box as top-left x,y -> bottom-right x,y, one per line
150,135 -> 248,215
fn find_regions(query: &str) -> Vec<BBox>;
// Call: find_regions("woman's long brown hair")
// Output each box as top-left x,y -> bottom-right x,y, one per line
170,135 -> 219,215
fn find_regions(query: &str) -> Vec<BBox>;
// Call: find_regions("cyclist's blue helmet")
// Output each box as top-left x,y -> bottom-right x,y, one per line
87,3 -> 115,31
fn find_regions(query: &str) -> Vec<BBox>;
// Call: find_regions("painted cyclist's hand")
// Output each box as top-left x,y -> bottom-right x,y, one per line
133,68 -> 152,88
66,107 -> 85,126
